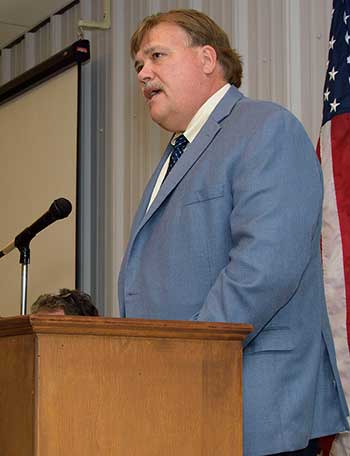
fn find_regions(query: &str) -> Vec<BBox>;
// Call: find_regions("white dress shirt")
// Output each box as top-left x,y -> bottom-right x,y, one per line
147,83 -> 231,211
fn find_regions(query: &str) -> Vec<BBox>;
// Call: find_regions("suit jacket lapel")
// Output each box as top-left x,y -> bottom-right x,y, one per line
132,86 -> 244,238
143,120 -> 221,225
128,143 -> 172,239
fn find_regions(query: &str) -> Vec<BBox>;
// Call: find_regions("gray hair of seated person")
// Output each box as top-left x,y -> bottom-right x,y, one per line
31,288 -> 99,316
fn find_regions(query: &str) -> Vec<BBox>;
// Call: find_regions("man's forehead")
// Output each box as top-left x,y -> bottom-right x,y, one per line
135,26 -> 190,61
140,24 -> 187,47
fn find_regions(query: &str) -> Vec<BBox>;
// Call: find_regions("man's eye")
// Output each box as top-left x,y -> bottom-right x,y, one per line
135,64 -> 143,73
152,52 -> 164,60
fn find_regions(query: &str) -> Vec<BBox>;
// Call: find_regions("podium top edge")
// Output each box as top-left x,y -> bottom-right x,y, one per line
0,315 -> 252,341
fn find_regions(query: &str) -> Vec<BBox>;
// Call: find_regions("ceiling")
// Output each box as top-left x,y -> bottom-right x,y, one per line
0,0 -> 73,49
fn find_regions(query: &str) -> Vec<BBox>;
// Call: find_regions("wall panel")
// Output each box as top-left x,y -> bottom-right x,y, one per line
0,0 -> 333,314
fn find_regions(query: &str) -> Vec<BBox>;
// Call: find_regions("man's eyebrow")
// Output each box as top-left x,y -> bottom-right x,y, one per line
144,45 -> 169,55
134,46 -> 169,70
135,45 -> 169,59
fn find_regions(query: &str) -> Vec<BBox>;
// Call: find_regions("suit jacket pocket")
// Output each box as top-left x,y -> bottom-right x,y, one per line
245,327 -> 296,354
184,184 -> 225,206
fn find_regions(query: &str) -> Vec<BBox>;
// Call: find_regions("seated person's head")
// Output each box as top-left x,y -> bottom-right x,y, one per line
31,288 -> 99,316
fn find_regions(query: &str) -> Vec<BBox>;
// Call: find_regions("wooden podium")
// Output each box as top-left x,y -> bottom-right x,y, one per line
0,315 -> 251,456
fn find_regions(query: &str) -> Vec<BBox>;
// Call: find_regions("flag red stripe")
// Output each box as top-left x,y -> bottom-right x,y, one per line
330,114 -> 350,350
319,434 -> 336,456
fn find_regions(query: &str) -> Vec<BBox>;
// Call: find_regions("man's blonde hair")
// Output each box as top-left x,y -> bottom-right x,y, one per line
130,9 -> 243,88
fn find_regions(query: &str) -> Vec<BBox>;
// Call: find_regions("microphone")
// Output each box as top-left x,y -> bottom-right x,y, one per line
0,198 -> 72,258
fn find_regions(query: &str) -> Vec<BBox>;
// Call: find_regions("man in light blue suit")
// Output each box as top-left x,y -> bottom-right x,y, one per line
118,9 -> 349,456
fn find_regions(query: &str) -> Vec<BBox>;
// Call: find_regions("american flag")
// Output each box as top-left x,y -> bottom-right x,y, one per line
316,0 -> 350,455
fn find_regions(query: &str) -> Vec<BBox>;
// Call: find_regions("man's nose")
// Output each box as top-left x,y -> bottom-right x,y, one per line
137,61 -> 153,83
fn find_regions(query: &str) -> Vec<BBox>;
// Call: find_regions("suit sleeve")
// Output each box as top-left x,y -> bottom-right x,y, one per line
196,107 -> 323,344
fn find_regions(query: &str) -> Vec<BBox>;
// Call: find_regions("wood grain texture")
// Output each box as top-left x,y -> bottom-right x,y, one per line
0,315 -> 252,340
0,334 -> 35,456
0,316 -> 251,455
36,334 -> 243,455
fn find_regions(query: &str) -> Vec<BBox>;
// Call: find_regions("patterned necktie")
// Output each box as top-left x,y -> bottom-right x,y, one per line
167,134 -> 189,175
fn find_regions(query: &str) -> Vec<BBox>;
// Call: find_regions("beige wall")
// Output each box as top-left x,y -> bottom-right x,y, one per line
0,66 -> 77,316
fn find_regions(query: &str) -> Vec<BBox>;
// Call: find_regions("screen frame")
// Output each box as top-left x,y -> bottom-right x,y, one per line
0,39 -> 90,295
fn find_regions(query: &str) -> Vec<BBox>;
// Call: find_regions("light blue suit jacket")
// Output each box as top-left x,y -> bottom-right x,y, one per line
118,86 -> 349,455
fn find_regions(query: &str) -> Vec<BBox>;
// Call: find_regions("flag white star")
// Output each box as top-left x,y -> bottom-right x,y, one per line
344,11 -> 350,23
329,36 -> 336,49
329,66 -> 338,80
347,55 -> 350,64
324,88 -> 331,101
346,31 -> 350,44
330,99 -> 340,112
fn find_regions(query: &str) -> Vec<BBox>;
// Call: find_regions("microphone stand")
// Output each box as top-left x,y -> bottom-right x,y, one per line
19,244 -> 30,315
0,198 -> 72,316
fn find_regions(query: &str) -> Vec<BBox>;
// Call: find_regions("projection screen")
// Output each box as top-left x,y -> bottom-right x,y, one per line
0,41 -> 89,316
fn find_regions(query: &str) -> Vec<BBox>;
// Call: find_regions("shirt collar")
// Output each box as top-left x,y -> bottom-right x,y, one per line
171,83 -> 231,145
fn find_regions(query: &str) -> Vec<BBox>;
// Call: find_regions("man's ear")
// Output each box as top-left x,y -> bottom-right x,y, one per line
200,45 -> 218,75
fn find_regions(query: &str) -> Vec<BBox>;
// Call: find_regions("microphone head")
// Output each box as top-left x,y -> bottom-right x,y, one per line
50,198 -> 72,220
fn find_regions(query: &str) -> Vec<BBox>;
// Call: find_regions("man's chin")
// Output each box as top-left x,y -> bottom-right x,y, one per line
148,106 -> 178,132
149,109 -> 166,126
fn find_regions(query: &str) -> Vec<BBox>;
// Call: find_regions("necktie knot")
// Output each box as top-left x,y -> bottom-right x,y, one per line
167,134 -> 188,174
174,134 -> 188,149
